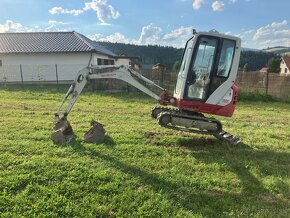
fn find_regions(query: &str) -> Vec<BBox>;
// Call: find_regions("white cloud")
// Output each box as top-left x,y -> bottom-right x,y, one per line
212,1 -> 225,11
0,20 -> 24,33
192,0 -> 204,10
228,0 -> 237,3
48,20 -> 68,25
271,20 -> 288,28
237,20 -> 290,48
84,0 -> 120,25
138,24 -> 162,45
49,0 -> 120,25
89,32 -> 134,44
49,7 -> 83,16
244,29 -> 255,34
45,20 -> 70,32
88,25 -> 193,48
162,26 -> 192,41
0,20 -> 36,33
0,20 -> 70,33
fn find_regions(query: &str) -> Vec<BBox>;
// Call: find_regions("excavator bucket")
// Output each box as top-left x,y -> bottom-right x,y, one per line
51,116 -> 74,144
83,120 -> 106,144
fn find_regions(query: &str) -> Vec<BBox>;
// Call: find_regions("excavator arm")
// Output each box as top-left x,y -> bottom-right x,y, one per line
52,65 -> 171,144
55,65 -> 167,117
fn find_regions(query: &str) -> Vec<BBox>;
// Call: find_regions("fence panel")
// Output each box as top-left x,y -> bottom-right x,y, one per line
57,64 -> 86,82
21,65 -> 56,83
0,65 -> 21,83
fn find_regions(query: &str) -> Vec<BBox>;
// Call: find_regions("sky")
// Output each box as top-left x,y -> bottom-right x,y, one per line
0,0 -> 289,49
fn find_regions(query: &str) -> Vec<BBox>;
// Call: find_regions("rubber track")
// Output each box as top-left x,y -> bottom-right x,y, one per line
152,106 -> 241,145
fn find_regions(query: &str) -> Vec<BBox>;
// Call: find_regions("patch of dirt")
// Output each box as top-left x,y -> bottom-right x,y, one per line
205,189 -> 225,197
258,194 -> 277,203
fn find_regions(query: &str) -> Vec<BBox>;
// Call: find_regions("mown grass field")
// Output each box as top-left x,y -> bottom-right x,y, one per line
0,86 -> 290,217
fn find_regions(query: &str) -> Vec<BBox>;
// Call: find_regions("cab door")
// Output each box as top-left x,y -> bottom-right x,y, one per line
175,38 -> 193,97
184,36 -> 218,101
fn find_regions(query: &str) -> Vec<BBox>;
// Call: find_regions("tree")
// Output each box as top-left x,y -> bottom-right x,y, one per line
243,63 -> 249,72
267,57 -> 281,73
172,61 -> 180,72
239,51 -> 277,71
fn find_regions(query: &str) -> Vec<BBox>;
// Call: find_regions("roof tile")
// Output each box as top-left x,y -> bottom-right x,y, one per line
0,31 -> 116,57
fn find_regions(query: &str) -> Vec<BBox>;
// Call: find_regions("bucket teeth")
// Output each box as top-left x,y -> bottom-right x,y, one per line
51,116 -> 74,144
84,120 -> 106,144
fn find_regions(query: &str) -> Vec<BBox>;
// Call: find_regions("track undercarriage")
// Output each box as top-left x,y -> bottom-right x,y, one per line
151,106 -> 241,145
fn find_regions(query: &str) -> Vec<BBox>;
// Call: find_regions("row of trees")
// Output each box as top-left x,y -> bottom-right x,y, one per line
240,51 -> 281,73
98,42 -> 183,70
99,42 -> 281,73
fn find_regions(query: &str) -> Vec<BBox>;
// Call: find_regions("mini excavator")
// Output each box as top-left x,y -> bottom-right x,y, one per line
51,30 -> 241,145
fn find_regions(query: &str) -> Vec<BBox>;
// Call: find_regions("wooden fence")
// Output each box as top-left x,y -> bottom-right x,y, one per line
236,71 -> 290,100
94,70 -> 290,100
1,66 -> 290,100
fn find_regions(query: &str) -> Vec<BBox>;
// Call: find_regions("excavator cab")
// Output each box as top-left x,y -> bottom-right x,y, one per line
173,31 -> 241,117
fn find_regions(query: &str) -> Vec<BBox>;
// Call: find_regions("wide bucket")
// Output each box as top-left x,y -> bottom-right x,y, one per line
83,120 -> 106,144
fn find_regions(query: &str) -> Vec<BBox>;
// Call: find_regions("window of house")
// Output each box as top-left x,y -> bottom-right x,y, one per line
97,58 -> 114,65
0,60 -> 2,66
285,68 -> 288,74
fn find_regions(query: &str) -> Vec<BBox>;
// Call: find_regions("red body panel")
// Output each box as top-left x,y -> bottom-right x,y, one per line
160,85 -> 238,117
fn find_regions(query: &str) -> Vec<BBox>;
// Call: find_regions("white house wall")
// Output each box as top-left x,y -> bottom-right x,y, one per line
0,52 -> 111,82
115,58 -> 130,66
280,60 -> 290,76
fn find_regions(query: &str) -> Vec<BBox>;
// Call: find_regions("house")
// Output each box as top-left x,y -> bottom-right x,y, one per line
117,53 -> 141,70
152,63 -> 166,71
259,67 -> 268,73
280,56 -> 290,76
0,31 -> 130,83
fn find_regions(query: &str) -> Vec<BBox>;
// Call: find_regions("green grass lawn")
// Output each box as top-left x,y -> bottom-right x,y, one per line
0,86 -> 289,217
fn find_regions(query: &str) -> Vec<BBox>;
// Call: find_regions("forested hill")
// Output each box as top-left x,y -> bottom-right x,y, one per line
98,42 -> 278,71
98,42 -> 183,70
239,51 -> 278,71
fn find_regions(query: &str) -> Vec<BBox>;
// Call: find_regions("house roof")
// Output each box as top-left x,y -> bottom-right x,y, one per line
0,31 -> 116,57
259,67 -> 268,73
281,56 -> 290,70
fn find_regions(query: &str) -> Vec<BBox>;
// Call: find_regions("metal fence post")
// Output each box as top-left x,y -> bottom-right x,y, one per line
266,72 -> 269,95
20,64 -> 24,89
55,64 -> 59,91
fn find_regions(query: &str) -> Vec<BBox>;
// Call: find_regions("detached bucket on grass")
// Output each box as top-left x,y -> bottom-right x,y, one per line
51,116 -> 74,144
84,120 -> 106,144
51,117 -> 106,145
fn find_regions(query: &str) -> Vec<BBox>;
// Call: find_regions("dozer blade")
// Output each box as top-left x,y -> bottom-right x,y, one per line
83,120 -> 106,144
51,116 -> 74,144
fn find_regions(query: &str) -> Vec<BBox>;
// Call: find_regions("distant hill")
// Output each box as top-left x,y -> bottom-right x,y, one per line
262,46 -> 290,55
98,42 -> 183,70
241,47 -> 260,52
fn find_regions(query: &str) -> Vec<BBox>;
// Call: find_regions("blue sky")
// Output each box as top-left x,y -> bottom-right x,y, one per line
0,0 -> 289,49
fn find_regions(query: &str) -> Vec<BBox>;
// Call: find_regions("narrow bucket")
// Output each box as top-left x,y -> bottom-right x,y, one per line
51,116 -> 74,144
